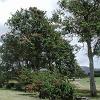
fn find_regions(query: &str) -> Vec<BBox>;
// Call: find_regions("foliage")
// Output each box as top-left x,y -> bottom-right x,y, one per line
19,70 -> 76,99
0,72 -> 7,84
75,65 -> 87,78
18,68 -> 62,91
18,68 -> 33,84
14,83 -> 23,91
6,83 -> 15,89
0,7 -> 78,78
19,68 -> 62,84
39,78 -> 76,99
54,0 -> 100,96
94,71 -> 100,77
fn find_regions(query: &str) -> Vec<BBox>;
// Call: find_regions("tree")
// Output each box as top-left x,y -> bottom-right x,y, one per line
0,7 -> 78,78
54,0 -> 100,96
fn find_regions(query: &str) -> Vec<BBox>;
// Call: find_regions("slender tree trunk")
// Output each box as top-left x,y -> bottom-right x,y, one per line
87,40 -> 97,96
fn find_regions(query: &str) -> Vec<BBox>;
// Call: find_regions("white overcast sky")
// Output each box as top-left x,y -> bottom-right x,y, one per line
0,0 -> 100,68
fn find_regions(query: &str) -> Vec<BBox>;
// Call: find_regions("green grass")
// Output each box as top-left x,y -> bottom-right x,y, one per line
79,77 -> 100,90
0,77 -> 100,100
0,89 -> 47,100
73,77 -> 100,100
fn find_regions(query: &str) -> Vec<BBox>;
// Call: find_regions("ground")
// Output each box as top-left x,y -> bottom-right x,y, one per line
0,89 -> 47,100
73,77 -> 100,100
0,77 -> 100,100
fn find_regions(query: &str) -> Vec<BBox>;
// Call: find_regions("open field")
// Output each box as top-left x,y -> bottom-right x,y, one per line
73,77 -> 100,100
0,89 -> 47,100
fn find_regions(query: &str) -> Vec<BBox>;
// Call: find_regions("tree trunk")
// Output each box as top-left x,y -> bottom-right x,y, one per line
87,40 -> 97,96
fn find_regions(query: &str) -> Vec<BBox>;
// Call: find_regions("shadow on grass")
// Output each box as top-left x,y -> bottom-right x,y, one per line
18,92 -> 39,98
77,89 -> 100,99
0,88 -> 39,98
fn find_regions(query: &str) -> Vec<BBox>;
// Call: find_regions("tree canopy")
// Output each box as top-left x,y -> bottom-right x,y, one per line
53,0 -> 100,96
0,7 -> 78,79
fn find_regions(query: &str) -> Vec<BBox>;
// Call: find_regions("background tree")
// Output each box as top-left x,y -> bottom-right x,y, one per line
0,7 -> 78,79
54,0 -> 100,96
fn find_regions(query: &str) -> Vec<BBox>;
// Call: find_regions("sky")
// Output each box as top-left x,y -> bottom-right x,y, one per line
0,0 -> 100,68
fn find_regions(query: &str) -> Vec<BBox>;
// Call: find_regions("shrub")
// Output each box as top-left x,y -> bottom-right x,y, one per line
18,68 -> 33,84
39,81 -> 54,99
33,81 -> 43,92
39,80 -> 76,100
6,83 -> 15,89
18,69 -> 76,99
15,83 -> 23,91
32,72 -> 76,99
94,71 -> 100,77
32,71 -> 63,92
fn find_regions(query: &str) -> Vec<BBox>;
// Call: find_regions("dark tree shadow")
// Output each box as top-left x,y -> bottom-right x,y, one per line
18,92 -> 39,98
77,89 -> 100,99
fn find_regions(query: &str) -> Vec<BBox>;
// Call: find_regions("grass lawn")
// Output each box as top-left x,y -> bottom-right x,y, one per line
73,77 -> 100,100
0,89 -> 47,100
0,77 -> 100,100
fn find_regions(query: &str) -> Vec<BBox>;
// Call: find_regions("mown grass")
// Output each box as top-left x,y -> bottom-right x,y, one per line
0,77 -> 100,100
73,77 -> 100,100
0,89 -> 47,100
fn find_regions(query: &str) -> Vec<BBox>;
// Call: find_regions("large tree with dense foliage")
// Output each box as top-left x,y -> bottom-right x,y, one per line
0,7 -> 78,78
54,0 -> 100,96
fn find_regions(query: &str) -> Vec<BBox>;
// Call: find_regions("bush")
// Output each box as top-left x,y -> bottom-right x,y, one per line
33,81 -> 43,92
18,69 -> 76,99
94,71 -> 100,77
32,72 -> 76,99
18,68 -> 33,84
6,83 -> 15,89
39,80 -> 76,100
15,83 -> 23,91
32,71 -> 63,91
39,81 -> 54,99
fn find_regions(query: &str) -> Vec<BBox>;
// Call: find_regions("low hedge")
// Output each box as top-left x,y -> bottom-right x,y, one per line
94,71 -> 100,77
